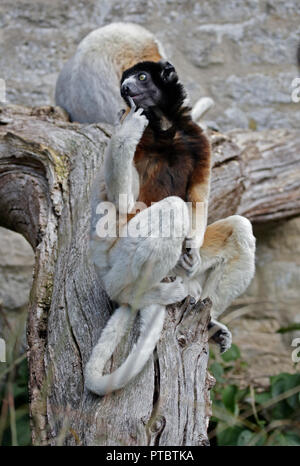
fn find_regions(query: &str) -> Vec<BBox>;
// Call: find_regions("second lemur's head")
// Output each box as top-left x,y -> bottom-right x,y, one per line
120,60 -> 187,121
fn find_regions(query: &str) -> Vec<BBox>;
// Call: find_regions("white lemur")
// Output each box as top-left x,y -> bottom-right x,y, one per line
55,22 -> 213,125
85,59 -> 256,396
55,23 -> 165,125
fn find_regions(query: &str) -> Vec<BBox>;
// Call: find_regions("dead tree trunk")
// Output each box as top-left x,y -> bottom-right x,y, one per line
0,105 -> 299,446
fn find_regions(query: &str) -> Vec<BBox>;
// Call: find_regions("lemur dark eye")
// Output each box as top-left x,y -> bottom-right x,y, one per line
138,73 -> 147,81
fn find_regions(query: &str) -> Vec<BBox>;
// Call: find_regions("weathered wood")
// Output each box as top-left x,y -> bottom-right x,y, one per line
208,129 -> 300,224
0,104 -> 299,445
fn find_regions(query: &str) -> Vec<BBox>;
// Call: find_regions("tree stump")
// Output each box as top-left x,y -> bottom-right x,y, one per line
0,104 -> 299,445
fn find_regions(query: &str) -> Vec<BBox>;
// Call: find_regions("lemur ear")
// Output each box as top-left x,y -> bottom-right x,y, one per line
159,61 -> 178,83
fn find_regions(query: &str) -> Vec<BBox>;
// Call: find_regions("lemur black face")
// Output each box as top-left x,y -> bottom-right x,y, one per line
120,60 -> 187,118
120,70 -> 162,110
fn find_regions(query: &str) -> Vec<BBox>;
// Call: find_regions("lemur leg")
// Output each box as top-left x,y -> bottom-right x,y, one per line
119,277 -> 187,308
103,195 -> 190,308
187,215 -> 256,353
87,196 -> 191,394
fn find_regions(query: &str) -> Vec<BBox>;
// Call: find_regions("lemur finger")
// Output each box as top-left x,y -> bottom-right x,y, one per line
190,256 -> 201,270
183,253 -> 194,266
182,254 -> 198,272
117,109 -> 126,122
135,107 -> 144,116
180,255 -> 200,276
136,109 -> 148,124
128,96 -> 136,111
179,255 -> 193,273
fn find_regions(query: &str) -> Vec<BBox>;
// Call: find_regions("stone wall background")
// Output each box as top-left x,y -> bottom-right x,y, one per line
0,227 -> 34,356
1,0 -> 299,130
0,0 -> 299,380
230,217 -> 300,386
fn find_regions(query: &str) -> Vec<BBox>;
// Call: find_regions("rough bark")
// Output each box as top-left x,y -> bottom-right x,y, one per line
0,104 -> 299,446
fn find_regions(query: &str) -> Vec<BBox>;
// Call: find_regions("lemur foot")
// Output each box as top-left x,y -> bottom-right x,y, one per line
208,319 -> 232,353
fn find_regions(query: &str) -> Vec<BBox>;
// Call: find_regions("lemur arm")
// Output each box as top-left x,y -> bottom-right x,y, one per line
186,179 -> 211,250
180,132 -> 211,274
104,103 -> 148,214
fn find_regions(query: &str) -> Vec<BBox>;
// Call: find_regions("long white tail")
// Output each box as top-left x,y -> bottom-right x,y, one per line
85,304 -> 165,395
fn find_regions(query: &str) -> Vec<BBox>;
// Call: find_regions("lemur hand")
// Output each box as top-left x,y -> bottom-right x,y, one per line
179,248 -> 201,276
116,99 -> 149,145
120,97 -> 148,139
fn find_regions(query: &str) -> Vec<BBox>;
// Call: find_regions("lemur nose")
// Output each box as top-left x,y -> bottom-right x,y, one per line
121,84 -> 130,96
